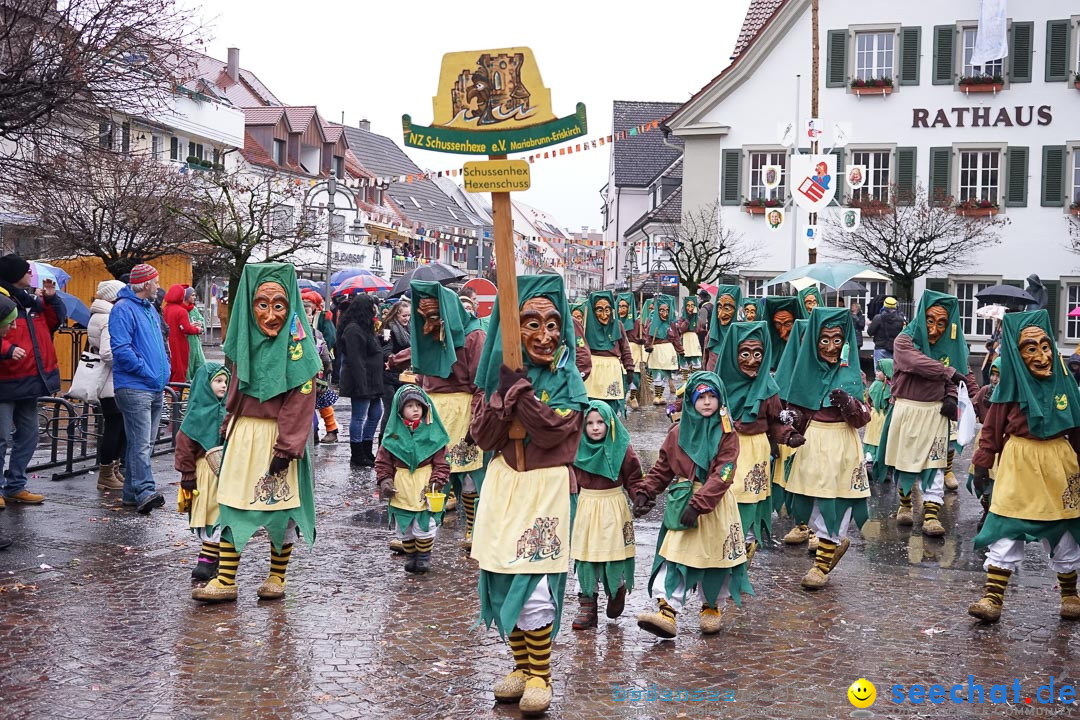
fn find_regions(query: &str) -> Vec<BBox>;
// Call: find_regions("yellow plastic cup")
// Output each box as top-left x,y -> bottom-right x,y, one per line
425,491 -> 446,513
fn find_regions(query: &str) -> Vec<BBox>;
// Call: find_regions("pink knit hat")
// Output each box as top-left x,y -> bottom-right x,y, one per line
128,264 -> 159,284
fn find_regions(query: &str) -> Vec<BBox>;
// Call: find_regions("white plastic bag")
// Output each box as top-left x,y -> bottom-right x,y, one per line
956,382 -> 976,448
67,351 -> 107,404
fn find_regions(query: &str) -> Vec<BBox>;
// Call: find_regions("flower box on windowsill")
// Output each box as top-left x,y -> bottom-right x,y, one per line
957,206 -> 999,217
959,81 -> 1004,94
852,85 -> 893,97
744,205 -> 768,215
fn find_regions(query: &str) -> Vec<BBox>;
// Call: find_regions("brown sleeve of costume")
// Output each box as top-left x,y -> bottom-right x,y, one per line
620,446 -> 645,496
174,431 -> 203,484
273,387 -> 316,459
893,333 -> 953,383
690,430 -> 739,514
374,446 -> 396,482
669,325 -> 684,355
504,378 -> 583,449
617,329 -> 634,373
470,392 -> 510,450
973,401 -> 1009,469
763,394 -> 795,445
841,397 -> 872,429
389,347 -> 411,370
638,426 -> 678,500
573,317 -> 592,379
429,447 -> 451,488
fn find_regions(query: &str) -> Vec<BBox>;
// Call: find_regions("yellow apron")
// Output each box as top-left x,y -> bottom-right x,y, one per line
647,342 -> 679,371
772,444 -> 794,489
969,431 -> 999,480
429,391 -> 483,473
659,481 -> 746,569
188,456 -> 219,529
731,431 -> 772,505
883,398 -> 949,472
471,455 -> 570,574
630,341 -> 646,367
584,355 -> 625,400
681,331 -> 702,358
863,407 -> 886,447
786,420 -> 870,500
388,464 -> 434,513
990,435 -> 1080,521
570,486 -> 635,563
217,417 -> 301,512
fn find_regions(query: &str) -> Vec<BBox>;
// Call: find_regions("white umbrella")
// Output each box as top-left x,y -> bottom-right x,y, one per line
976,304 -> 1007,321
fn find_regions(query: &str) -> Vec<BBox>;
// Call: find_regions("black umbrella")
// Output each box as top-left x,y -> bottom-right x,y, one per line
388,262 -> 468,298
975,284 -> 1036,308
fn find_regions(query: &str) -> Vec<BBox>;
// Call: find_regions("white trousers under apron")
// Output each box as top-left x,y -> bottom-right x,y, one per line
395,517 -> 438,541
196,527 -> 223,543
463,474 -> 477,494
650,560 -> 731,612
518,576 -> 557,631
809,502 -> 853,544
983,533 -> 1080,573
923,469 -> 945,506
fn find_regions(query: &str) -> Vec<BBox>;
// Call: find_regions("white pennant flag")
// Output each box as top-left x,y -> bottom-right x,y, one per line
969,0 -> 1009,67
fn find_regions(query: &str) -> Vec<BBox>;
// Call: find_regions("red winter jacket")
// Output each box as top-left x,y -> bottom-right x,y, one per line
163,284 -> 200,384
0,285 -> 65,401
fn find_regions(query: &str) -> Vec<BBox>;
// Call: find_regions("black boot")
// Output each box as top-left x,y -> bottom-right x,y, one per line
414,551 -> 431,574
358,440 -> 375,467
191,560 -> 218,583
350,443 -> 365,467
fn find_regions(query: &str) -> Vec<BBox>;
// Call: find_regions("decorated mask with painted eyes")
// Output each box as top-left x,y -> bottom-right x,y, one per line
1018,326 -> 1054,379
717,294 -> 736,325
925,305 -> 949,345
743,303 -> 757,322
803,294 -> 818,314
818,325 -> 844,365
658,303 -> 670,322
737,339 -> 765,377
593,298 -> 612,326
773,310 -> 795,342
253,282 -> 288,337
520,297 -> 561,365
617,299 -> 630,319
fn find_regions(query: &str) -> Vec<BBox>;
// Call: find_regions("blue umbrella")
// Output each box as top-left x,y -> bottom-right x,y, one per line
297,278 -> 324,296
57,290 -> 91,326
330,267 -> 386,286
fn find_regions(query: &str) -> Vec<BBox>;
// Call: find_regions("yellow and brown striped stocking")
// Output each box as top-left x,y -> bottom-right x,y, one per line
414,537 -> 433,554
402,538 -> 416,555
983,566 -> 1012,607
898,490 -> 913,512
524,624 -> 552,683
216,541 -> 240,586
269,544 -> 293,583
462,492 -> 478,534
946,448 -> 956,475
923,501 -> 942,523
1058,571 -> 1078,599
199,541 -> 220,564
658,598 -> 676,622
509,627 -> 529,672
814,538 -> 837,574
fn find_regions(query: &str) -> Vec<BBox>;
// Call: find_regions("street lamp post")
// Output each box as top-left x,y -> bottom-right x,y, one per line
303,171 -> 357,300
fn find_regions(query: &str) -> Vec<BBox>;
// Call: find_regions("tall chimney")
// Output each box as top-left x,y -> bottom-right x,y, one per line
358,118 -> 370,132
227,47 -> 239,82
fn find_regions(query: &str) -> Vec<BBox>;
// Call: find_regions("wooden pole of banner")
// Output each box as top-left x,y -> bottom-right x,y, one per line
489,153 -> 527,463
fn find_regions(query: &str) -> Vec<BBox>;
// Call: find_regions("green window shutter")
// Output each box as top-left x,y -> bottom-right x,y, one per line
929,147 -> 952,205
926,278 -> 948,294
898,26 -> 921,85
1005,146 -> 1029,207
1009,22 -> 1034,83
1045,280 -> 1061,336
1041,145 -> 1066,207
833,149 -> 845,200
721,149 -> 742,206
932,25 -> 955,85
895,147 -> 917,205
826,29 -> 848,88
1045,20 -> 1071,82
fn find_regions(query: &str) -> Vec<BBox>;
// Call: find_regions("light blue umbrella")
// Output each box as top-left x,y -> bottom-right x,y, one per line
766,262 -> 881,290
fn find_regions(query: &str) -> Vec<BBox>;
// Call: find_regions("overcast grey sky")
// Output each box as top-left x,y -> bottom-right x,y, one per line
200,0 -> 750,230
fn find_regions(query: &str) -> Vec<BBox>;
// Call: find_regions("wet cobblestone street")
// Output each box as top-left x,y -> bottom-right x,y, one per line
1,405 -> 1078,720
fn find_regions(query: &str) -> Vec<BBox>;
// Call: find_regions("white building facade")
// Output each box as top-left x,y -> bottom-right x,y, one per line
668,0 -> 1080,344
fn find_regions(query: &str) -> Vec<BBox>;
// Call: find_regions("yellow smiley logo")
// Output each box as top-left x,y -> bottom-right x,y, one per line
848,678 -> 876,709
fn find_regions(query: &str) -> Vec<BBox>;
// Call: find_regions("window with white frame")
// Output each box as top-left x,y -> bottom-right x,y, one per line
1067,283 -> 1080,340
850,150 -> 891,203
854,31 -> 894,81
151,135 -> 162,161
958,150 -> 1000,205
272,139 -> 285,165
169,136 -> 180,161
745,278 -> 766,298
748,151 -> 787,201
955,280 -> 996,336
962,28 -> 1004,78
1073,149 -> 1080,206
857,280 -> 888,314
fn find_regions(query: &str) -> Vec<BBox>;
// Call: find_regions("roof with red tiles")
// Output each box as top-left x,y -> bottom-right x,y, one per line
243,106 -> 286,125
240,131 -> 277,170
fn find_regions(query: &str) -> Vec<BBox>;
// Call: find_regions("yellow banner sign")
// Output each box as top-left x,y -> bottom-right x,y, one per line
433,48 -> 554,130
463,160 -> 531,193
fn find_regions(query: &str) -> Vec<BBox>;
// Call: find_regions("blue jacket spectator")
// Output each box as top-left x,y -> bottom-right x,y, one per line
109,285 -> 169,393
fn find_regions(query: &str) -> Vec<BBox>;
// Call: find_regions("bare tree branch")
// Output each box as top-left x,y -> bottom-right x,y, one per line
822,183 -> 1010,301
655,201 -> 760,295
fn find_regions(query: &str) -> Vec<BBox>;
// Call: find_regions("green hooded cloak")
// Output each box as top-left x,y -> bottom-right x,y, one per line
381,385 -> 451,472
797,287 -> 824,319
574,400 -> 631,481
764,296 -> 803,372
991,310 -> 1080,439
774,319 -> 809,398
715,322 -> 780,423
901,290 -> 969,372
616,292 -> 637,333
583,291 -> 619,352
707,285 -> 743,354
410,280 -> 481,379
223,263 -> 321,403
646,294 -> 677,341
179,362 -> 229,452
678,370 -> 730,480
475,274 -> 589,413
683,296 -> 700,325
868,358 -> 894,412
780,308 -> 863,410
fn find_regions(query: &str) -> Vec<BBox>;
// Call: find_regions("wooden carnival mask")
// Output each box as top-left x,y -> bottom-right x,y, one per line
737,339 -> 765,378
717,294 -> 736,325
925,305 -> 949,345
253,281 -> 289,338
657,302 -> 671,322
617,298 -> 630,319
1018,325 -> 1054,379
520,297 -> 561,366
418,297 -> 444,341
773,310 -> 795,342
743,303 -> 757,321
803,293 -> 819,314
818,325 -> 844,365
593,297 -> 612,326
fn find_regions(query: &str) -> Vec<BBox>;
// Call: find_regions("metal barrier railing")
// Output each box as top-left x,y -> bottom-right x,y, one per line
28,384 -> 188,481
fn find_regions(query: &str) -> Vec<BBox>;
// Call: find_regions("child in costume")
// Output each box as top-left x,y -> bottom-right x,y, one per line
570,400 -> 643,630
874,291 -> 977,537
863,359 -> 893,462
715,322 -> 803,562
968,310 -> 1080,623
616,292 -> 646,409
644,294 -> 683,405
704,285 -> 741,372
376,385 -> 451,574
632,371 -> 752,639
470,275 -> 589,716
192,263 -> 320,603
969,358 -> 1001,526
779,308 -> 871,590
389,281 -> 486,549
582,291 -> 635,416
175,362 -> 229,583
676,296 -> 703,382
